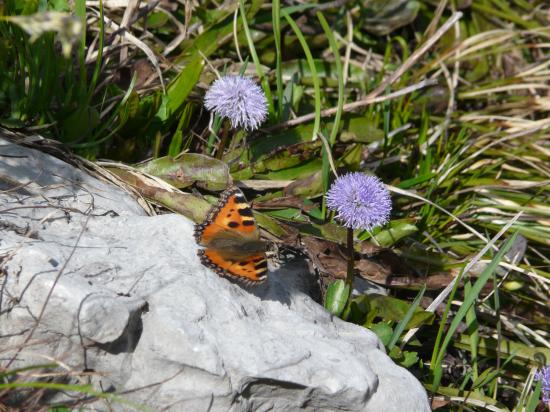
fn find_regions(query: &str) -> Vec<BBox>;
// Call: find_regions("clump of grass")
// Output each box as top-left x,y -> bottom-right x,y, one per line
1,0 -> 549,410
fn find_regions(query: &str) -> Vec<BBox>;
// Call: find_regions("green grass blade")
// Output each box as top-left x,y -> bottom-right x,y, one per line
86,0 -> 104,102
432,233 -> 518,392
282,12 -> 321,142
71,73 -> 137,148
317,11 -> 344,219
388,284 -> 426,351
272,0 -> 283,120
464,281 -> 480,382
239,0 -> 274,119
317,12 -> 344,147
74,0 -> 86,87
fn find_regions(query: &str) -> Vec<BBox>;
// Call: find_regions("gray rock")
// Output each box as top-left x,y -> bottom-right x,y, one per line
0,136 -> 430,411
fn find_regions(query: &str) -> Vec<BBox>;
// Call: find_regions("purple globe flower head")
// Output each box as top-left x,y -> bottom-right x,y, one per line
204,75 -> 268,131
326,172 -> 392,231
535,365 -> 550,403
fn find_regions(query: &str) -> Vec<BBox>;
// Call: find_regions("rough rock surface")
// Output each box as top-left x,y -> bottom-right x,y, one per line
0,136 -> 430,411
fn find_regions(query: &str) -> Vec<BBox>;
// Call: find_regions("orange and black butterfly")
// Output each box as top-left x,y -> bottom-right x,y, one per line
194,187 -> 268,285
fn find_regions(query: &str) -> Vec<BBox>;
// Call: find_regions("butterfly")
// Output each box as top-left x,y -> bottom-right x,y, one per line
194,186 -> 268,286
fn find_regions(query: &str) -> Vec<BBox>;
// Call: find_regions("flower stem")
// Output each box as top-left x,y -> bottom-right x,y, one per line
215,121 -> 230,160
346,227 -> 355,288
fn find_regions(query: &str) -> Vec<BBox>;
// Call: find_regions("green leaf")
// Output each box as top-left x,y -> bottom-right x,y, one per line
283,11 -> 321,141
399,350 -> 420,368
62,105 -> 100,142
324,280 -> 350,317
239,0 -> 274,118
360,0 -> 420,36
153,55 -> 204,124
371,322 -> 393,346
364,294 -> 434,330
526,380 -> 542,412
346,295 -> 371,324
388,346 -> 419,368
168,130 -> 183,158
388,284 -> 426,350
146,11 -> 169,28
136,154 -> 231,191
370,219 -> 418,247
253,211 -> 289,238
252,158 -> 323,181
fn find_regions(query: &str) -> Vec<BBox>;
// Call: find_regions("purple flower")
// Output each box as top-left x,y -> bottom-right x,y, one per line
326,172 -> 391,230
204,75 -> 268,131
535,365 -> 550,403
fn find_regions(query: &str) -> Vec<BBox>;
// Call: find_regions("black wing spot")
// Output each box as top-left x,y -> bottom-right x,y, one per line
238,208 -> 254,217
255,260 -> 268,270
238,261 -> 248,266
228,221 -> 240,228
242,220 -> 255,226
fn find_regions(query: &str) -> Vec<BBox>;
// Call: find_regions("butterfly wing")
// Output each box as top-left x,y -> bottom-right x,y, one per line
194,187 -> 259,247
197,249 -> 268,285
194,186 -> 267,285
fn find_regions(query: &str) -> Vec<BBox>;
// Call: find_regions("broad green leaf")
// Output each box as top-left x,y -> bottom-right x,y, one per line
345,295 -> 371,324
399,350 -> 419,368
371,322 -> 393,346
153,55 -> 204,124
365,294 -> 434,329
360,0 -> 420,36
371,219 -> 418,247
253,211 -> 288,238
243,115 -> 379,163
136,154 -> 231,191
146,11 -> 169,28
176,0 -> 264,61
264,208 -> 306,222
338,143 -> 362,171
388,346 -> 419,368
259,141 -> 322,172
284,171 -> 323,198
253,159 -> 323,181
325,280 -> 350,317
63,105 -> 100,142
339,118 -> 384,143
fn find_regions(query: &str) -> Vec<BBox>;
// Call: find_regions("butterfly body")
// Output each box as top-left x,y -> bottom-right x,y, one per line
194,187 -> 268,285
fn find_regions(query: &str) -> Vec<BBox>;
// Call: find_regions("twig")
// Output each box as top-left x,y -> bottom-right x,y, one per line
263,79 -> 438,132
343,11 -> 352,86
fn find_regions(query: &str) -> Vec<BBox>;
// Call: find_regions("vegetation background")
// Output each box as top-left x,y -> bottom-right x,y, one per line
0,0 -> 548,410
